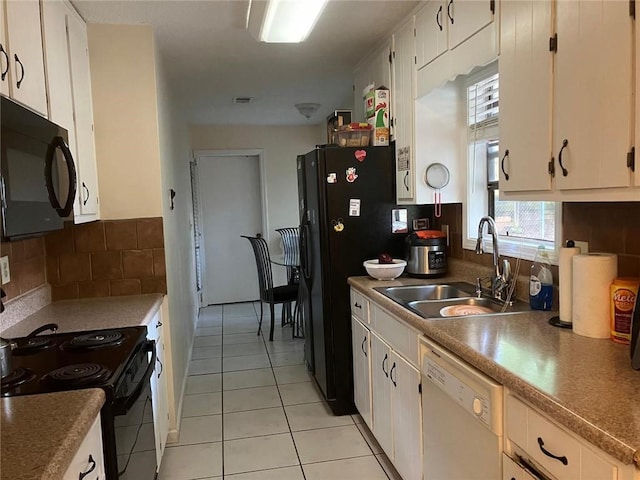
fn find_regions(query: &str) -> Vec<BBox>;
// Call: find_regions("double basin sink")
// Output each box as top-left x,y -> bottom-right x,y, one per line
374,282 -> 530,319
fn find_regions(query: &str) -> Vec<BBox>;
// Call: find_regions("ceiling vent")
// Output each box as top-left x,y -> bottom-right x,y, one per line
234,97 -> 254,104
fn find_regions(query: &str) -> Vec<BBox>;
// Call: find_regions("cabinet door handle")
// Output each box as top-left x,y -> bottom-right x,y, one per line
447,0 -> 454,24
14,54 -> 24,88
403,170 -> 409,191
78,454 -> 96,480
436,5 -> 443,31
156,320 -> 163,328
390,362 -> 397,387
361,336 -> 367,357
82,182 -> 89,206
382,353 -> 389,377
354,302 -> 361,309
157,358 -> 163,378
501,149 -> 510,181
0,44 -> 8,81
537,437 -> 568,465
558,139 -> 569,176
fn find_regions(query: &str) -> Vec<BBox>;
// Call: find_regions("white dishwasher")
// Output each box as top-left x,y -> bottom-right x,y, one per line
421,337 -> 503,479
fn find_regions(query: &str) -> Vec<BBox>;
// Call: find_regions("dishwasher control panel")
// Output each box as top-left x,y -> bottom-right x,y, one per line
424,358 -> 491,425
421,337 -> 503,435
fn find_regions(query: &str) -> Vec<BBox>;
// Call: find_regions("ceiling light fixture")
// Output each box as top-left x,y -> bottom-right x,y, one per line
247,0 -> 328,43
295,103 -> 321,119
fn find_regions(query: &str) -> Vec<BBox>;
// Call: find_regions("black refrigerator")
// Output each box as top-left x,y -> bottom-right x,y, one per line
297,144 -> 425,415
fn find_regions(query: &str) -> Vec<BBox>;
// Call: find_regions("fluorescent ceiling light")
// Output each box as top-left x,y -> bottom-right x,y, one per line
260,0 -> 328,43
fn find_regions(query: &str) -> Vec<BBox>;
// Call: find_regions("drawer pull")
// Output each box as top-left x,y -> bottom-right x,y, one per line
537,437 -> 568,465
354,302 -> 362,309
78,454 -> 96,480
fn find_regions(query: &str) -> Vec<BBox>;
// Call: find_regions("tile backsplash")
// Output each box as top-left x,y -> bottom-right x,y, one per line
434,201 -> 640,279
1,218 -> 167,304
45,218 -> 167,301
0,237 -> 46,301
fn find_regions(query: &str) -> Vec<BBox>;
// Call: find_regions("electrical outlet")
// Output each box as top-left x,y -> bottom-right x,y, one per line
441,224 -> 450,246
0,256 -> 10,285
574,241 -> 589,254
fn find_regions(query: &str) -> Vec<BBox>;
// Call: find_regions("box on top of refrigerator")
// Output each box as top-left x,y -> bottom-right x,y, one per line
363,85 -> 390,146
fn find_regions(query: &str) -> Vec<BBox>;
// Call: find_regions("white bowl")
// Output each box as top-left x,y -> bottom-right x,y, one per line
363,259 -> 407,280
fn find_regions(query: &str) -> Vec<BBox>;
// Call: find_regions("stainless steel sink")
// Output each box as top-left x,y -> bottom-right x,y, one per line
375,282 -> 476,301
374,282 -> 529,319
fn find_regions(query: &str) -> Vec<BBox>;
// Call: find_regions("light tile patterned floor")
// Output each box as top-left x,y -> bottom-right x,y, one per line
158,302 -> 402,480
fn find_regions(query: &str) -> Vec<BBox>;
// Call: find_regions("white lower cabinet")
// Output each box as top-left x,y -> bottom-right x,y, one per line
351,317 -> 372,428
504,392 -> 637,480
351,288 -> 423,480
63,414 -> 105,480
502,453 -> 536,480
370,332 -> 423,480
147,310 -> 169,469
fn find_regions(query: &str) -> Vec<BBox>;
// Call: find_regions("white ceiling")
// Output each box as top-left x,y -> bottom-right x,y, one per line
72,0 -> 420,126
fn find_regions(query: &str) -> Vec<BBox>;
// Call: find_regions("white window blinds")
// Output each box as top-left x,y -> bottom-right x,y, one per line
468,72 -> 499,129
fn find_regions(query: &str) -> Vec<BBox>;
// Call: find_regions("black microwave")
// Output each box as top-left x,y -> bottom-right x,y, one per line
0,97 -> 76,240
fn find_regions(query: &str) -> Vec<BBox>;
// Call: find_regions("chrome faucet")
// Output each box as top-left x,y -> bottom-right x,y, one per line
475,216 -> 513,302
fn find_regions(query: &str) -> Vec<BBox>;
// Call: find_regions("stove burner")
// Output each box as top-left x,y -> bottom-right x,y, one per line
63,331 -> 124,351
13,337 -> 53,355
45,363 -> 111,385
1,367 -> 36,390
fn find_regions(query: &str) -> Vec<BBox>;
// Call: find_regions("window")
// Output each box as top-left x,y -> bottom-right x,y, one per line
465,64 -> 560,262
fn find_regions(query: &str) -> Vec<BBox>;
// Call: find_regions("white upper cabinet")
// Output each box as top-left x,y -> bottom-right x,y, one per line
553,0 -> 633,191
415,1 -> 448,68
3,0 -> 47,115
416,0 -> 497,72
66,8 -> 99,217
42,0 -> 100,222
353,38 -> 392,123
392,18 -> 415,202
0,2 -> 9,97
499,0 -> 553,192
447,0 -> 496,51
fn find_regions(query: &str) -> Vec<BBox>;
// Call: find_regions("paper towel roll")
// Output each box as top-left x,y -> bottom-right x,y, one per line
559,246 -> 581,323
572,253 -> 618,338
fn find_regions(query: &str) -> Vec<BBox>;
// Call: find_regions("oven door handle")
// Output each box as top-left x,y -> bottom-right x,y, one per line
112,340 -> 156,415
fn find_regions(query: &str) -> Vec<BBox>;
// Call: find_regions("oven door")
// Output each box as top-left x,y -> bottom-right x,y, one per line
103,340 -> 158,480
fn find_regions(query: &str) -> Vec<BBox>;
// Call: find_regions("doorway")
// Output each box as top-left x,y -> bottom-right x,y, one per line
194,150 -> 266,305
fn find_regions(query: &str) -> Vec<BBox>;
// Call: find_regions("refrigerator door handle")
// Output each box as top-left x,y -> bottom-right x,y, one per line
300,222 -> 313,282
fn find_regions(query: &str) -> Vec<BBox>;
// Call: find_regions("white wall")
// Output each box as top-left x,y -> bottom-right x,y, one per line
88,23 -> 197,438
154,48 -> 198,437
190,125 -> 322,258
87,24 -> 163,219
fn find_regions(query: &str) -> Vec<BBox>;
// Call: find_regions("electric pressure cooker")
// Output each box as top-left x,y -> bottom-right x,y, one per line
405,230 -> 447,277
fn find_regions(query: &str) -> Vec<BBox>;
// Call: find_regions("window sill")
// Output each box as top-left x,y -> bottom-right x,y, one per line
463,237 -> 558,265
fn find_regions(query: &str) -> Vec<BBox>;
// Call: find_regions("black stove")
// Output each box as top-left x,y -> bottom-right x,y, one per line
1,326 -> 148,399
1,326 -> 156,479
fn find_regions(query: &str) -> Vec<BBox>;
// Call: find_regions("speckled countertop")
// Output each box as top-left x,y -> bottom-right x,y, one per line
0,293 -> 163,480
2,293 -> 163,338
349,275 -> 640,467
1,389 -> 105,480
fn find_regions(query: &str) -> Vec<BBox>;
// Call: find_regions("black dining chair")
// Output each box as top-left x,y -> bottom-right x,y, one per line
275,227 -> 300,285
242,235 -> 299,341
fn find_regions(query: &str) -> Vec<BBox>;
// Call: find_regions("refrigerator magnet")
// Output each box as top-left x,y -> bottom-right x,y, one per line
346,167 -> 358,183
332,218 -> 344,232
349,199 -> 361,217
327,173 -> 337,183
354,150 -> 367,162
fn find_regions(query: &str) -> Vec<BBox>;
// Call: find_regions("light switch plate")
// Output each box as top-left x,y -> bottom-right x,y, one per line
574,241 -> 589,254
0,256 -> 10,285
